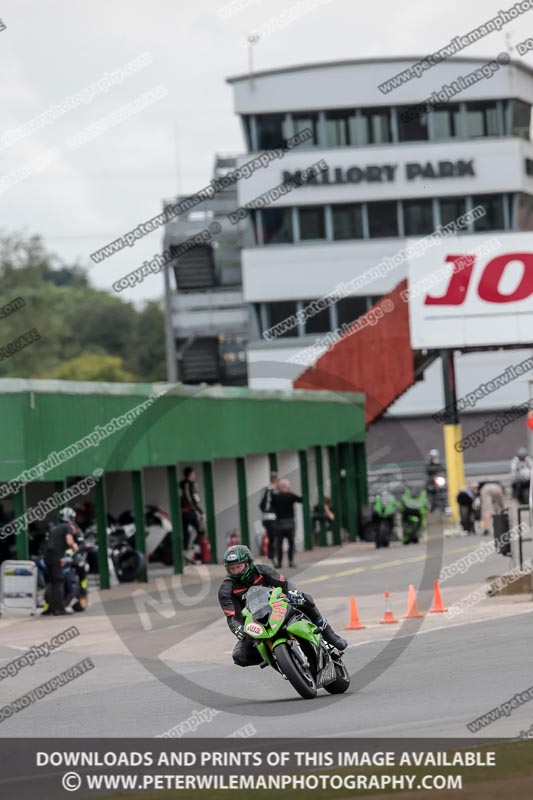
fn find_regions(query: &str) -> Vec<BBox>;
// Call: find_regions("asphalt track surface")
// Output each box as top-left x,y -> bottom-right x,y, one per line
0,522 -> 532,739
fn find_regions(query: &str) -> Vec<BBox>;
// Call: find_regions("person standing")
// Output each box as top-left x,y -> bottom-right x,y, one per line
312,496 -> 335,544
43,507 -> 79,616
478,481 -> 505,536
510,447 -> 532,504
271,478 -> 302,569
179,467 -> 205,563
259,472 -> 278,565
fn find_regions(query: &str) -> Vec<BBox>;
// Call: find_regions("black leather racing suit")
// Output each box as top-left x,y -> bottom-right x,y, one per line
218,564 -> 323,667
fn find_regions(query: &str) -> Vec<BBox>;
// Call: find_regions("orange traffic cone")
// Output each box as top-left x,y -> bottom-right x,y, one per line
344,595 -> 366,630
379,591 -> 398,624
403,584 -> 424,619
429,579 -> 447,613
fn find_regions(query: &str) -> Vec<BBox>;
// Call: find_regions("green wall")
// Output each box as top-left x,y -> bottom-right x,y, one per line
0,380 -> 365,482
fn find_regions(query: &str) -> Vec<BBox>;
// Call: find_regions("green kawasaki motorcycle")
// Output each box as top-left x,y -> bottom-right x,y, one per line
242,585 -> 350,700
372,491 -> 398,548
400,487 -> 428,545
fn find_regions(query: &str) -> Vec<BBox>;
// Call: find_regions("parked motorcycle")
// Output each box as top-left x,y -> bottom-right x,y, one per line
400,487 -> 428,544
456,487 -> 478,534
84,517 -> 145,583
372,491 -> 398,548
145,505 -> 174,565
117,505 -> 207,567
241,585 -> 350,700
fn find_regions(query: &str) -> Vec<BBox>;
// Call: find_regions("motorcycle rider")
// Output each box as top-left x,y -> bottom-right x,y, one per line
511,447 -> 532,474
426,449 -> 442,479
42,507 -> 79,616
219,544 -> 347,667
426,449 -> 446,510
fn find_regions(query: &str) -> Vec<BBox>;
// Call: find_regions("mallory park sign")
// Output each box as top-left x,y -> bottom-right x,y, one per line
283,159 -> 475,185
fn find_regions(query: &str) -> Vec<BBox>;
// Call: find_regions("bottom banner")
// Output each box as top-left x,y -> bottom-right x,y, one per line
0,738 -> 532,799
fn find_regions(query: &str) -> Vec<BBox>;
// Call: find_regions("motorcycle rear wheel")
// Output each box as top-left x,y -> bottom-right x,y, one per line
274,642 -> 317,699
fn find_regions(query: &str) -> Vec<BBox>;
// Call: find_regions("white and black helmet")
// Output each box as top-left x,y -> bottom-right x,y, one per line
59,507 -> 76,523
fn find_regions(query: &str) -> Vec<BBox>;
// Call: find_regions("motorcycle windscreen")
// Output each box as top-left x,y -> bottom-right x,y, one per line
245,586 -> 273,622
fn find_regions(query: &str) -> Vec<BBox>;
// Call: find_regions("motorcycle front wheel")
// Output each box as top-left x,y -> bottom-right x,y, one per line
274,642 -> 317,699
376,520 -> 390,548
403,521 -> 420,544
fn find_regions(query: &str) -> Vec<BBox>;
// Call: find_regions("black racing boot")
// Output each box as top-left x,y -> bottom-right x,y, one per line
316,616 -> 347,651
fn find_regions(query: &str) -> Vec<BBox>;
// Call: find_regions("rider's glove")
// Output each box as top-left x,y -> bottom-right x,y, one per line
287,589 -> 305,606
233,624 -> 245,640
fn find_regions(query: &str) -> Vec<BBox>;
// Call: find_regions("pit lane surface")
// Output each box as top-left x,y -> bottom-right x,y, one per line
0,526 -> 531,739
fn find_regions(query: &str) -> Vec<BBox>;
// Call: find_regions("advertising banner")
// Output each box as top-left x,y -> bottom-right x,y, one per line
407,232 -> 533,348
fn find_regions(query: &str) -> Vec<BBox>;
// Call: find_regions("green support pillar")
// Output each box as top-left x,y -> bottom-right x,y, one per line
327,445 -> 342,546
341,443 -> 358,542
314,446 -> 327,547
94,477 -> 110,590
351,443 -> 362,541
268,452 -> 278,473
355,443 -> 369,507
131,470 -> 148,582
298,450 -> 312,551
166,465 -> 183,575
202,461 -> 217,563
352,445 -> 362,520
236,457 -> 250,548
13,485 -> 29,560
53,479 -> 67,521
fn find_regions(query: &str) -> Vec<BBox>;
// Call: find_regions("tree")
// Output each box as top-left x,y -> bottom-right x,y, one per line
42,265 -> 88,287
0,232 -> 57,285
131,300 -> 167,381
59,287 -> 139,364
46,353 -> 137,382
0,232 -> 168,382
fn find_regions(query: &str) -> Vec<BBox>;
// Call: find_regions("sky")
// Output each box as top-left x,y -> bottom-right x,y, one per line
0,0 -> 530,304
